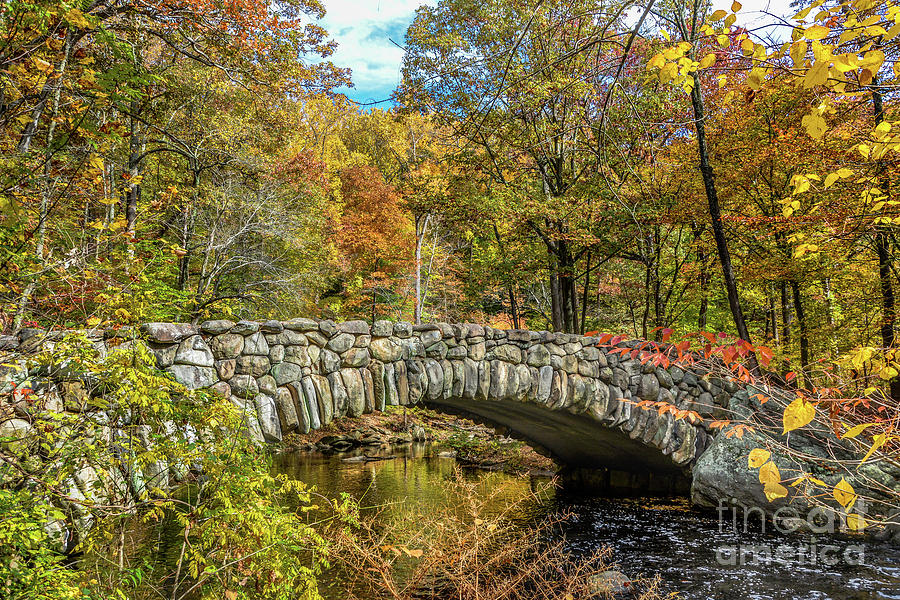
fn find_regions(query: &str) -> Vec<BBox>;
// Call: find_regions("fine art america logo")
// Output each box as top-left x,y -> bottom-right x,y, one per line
715,499 -> 867,566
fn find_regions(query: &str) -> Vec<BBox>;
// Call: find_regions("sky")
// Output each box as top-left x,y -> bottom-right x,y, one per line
317,0 -> 794,107
318,0 -> 436,106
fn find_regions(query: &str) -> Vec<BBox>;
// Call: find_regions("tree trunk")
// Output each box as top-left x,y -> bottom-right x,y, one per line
823,278 -> 837,357
766,283 -> 778,344
177,171 -> 199,292
549,252 -> 564,332
780,281 -> 792,347
694,225 -> 709,331
580,250 -> 591,334
124,109 -> 144,261
790,279 -> 810,387
414,213 -> 430,325
689,71 -> 756,372
493,222 -> 520,329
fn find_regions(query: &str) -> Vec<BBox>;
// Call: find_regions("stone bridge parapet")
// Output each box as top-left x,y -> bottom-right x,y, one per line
119,318 -> 740,479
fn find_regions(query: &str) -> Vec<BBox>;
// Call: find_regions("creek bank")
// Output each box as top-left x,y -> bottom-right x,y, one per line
281,406 -> 557,476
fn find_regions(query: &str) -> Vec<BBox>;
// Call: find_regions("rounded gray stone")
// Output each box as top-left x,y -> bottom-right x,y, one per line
200,319 -> 235,334
243,332 -> 269,356
174,335 -> 214,367
231,320 -> 260,335
209,333 -> 244,359
236,355 -> 271,377
326,333 -> 355,353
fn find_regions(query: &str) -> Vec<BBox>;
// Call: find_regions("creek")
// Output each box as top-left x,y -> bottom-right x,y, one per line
274,443 -> 900,600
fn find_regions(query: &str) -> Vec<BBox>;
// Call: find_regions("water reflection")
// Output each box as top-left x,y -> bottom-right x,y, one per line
275,446 -> 900,600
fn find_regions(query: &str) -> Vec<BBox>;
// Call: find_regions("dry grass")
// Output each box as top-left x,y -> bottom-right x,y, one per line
321,470 -> 672,600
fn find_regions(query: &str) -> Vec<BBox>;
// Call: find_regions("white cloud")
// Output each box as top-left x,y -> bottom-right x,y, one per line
321,0 -> 793,103
319,0 -> 436,104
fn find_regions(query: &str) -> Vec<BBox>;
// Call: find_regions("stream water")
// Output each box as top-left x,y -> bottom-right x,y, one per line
274,444 -> 900,600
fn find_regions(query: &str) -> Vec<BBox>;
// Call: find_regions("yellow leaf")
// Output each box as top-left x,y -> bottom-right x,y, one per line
790,41 -> 806,67
805,25 -> 830,40
861,50 -> 885,72
699,53 -> 717,69
879,366 -> 898,380
647,53 -> 666,70
860,433 -> 887,464
782,397 -> 815,434
661,29 -> 670,41
732,1 -> 742,11
836,167 -> 853,178
711,9 -> 727,20
748,448 -> 771,468
759,461 -> 781,485
65,8 -> 91,29
741,38 -> 754,53
824,172 -> 840,189
858,144 -> 870,158
789,474 -> 825,487
659,63 -> 678,83
833,477 -> 857,509
801,112 -> 827,139
792,177 -> 811,195
725,14 -> 737,28
842,423 -> 875,439
747,69 -> 764,89
33,57 -> 52,73
846,513 -> 866,531
764,481 -> 789,501
804,59 -> 829,87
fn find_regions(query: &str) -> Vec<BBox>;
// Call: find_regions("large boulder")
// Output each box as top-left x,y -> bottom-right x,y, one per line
243,332 -> 269,356
174,336 -> 214,367
0,419 -> 32,454
209,333 -> 244,359
254,394 -> 282,442
200,320 -> 235,334
271,362 -> 303,386
166,365 -> 216,389
141,323 -> 196,343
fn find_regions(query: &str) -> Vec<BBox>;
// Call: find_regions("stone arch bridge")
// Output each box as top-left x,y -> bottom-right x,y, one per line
7,317 -> 899,529
140,318 -> 747,493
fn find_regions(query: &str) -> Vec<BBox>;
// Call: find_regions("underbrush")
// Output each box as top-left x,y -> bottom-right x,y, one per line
323,471 -> 669,600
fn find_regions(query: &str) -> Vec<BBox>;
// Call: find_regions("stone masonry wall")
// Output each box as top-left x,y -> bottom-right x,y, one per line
107,318 -> 733,471
6,319 -> 900,542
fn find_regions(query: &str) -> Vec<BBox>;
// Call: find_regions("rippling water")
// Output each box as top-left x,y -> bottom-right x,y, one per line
274,444 -> 900,600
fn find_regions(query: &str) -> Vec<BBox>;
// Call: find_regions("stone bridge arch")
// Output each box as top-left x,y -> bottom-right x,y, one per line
143,318 -> 736,491
6,318 -> 898,538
